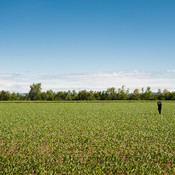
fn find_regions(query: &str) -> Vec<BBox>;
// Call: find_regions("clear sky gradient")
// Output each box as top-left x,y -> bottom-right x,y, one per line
0,0 -> 175,92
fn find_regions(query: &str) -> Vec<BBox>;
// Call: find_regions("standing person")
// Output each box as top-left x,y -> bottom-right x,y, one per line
157,101 -> 162,114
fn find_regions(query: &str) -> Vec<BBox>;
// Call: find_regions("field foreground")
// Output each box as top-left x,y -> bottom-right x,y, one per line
0,102 -> 175,174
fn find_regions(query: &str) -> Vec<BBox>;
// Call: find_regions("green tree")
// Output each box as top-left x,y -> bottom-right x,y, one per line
157,89 -> 163,100
106,87 -> 116,100
0,90 -> 11,100
132,88 -> 140,100
46,90 -> 55,101
55,91 -> 67,100
65,90 -> 72,100
94,91 -> 102,100
71,90 -> 78,100
41,92 -> 47,100
11,92 -> 17,100
101,91 -> 107,100
121,85 -> 128,100
77,90 -> 89,100
170,91 -> 175,100
16,93 -> 25,100
144,86 -> 153,100
29,83 -> 42,100
117,86 -> 128,100
163,89 -> 170,100
87,90 -> 94,100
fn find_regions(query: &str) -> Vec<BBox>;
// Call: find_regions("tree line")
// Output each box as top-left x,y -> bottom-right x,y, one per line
0,83 -> 175,101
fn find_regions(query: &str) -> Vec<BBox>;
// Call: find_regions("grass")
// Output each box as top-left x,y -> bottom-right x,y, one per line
0,102 -> 175,174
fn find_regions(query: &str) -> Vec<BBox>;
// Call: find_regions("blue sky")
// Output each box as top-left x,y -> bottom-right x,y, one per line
0,0 -> 175,92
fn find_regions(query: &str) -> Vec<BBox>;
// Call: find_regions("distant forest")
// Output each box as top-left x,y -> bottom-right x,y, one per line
0,83 -> 175,101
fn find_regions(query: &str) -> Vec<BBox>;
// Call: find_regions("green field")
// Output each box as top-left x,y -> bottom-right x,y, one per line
0,102 -> 175,174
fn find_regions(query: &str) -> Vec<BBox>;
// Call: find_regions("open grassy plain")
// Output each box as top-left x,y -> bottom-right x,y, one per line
0,102 -> 175,174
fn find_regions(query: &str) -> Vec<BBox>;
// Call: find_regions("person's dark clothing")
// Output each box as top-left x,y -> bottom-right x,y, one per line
157,103 -> 162,114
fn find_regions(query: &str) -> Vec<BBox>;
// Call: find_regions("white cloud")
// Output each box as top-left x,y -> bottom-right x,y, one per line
40,70 -> 175,92
0,73 -> 31,92
0,73 -> 21,80
167,69 -> 175,73
1,70 -> 175,92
